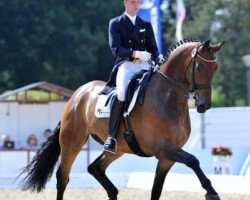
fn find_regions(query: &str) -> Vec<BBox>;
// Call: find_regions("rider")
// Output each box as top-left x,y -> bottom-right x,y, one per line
103,0 -> 164,154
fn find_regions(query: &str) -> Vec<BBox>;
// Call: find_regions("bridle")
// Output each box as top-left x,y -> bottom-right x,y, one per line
158,43 -> 217,97
188,44 -> 217,92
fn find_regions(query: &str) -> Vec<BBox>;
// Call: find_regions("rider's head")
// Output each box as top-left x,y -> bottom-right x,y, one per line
124,0 -> 141,17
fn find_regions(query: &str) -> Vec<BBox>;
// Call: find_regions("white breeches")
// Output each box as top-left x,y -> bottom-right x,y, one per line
116,60 -> 151,101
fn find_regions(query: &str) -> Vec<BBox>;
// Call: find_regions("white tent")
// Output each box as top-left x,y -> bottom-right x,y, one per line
0,82 -> 74,148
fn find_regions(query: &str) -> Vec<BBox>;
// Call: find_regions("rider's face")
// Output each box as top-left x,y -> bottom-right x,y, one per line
124,0 -> 141,16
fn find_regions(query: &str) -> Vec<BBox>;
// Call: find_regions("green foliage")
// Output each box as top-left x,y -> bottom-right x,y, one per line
3,90 -> 62,101
161,0 -> 249,107
0,0 -> 249,107
210,0 -> 249,107
0,0 -> 122,92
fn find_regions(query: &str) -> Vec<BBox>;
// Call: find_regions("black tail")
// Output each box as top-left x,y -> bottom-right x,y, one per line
18,122 -> 61,192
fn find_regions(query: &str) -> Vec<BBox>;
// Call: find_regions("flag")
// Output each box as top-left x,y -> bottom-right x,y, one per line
138,0 -> 162,53
176,0 -> 186,41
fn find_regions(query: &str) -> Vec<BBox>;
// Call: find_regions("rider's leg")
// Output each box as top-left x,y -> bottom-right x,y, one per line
103,96 -> 124,154
103,61 -> 141,154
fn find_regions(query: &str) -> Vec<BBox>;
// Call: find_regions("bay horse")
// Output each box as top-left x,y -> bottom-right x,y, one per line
19,39 -> 224,200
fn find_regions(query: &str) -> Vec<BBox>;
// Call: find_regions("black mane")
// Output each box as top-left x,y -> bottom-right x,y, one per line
163,38 -> 201,63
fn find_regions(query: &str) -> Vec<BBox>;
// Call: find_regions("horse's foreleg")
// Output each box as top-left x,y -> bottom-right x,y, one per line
156,140 -> 220,200
88,152 -> 123,200
151,160 -> 174,200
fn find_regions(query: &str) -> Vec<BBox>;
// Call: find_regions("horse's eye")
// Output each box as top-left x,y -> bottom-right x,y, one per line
196,64 -> 204,72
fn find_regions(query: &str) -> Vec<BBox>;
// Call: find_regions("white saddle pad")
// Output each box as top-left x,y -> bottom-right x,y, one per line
95,92 -> 114,118
95,86 -> 141,118
95,72 -> 148,118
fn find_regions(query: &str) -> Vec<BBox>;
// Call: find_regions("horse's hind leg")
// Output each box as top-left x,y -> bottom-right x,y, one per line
88,152 -> 123,200
156,140 -> 220,200
151,160 -> 174,200
56,166 -> 68,200
56,121 -> 89,200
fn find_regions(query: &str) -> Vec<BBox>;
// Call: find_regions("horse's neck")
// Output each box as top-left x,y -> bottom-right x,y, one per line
162,56 -> 188,86
146,73 -> 189,118
144,44 -> 196,118
161,43 -> 198,87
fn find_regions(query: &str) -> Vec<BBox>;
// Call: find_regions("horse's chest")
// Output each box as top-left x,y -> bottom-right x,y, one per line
158,115 -> 191,143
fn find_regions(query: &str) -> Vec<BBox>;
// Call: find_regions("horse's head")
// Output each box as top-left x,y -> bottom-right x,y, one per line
185,40 -> 225,113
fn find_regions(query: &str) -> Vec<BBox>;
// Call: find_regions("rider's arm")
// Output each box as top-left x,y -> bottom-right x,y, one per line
145,22 -> 160,61
108,19 -> 134,60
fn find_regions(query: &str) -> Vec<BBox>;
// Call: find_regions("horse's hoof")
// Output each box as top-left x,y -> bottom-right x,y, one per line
205,194 -> 221,200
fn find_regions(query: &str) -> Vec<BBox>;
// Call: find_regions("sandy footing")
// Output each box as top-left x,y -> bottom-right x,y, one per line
1,188 -> 250,200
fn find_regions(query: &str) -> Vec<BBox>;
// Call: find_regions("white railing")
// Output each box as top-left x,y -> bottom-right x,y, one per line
0,141 -> 90,176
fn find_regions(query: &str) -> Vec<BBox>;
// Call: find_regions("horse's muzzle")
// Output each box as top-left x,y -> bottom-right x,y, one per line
195,96 -> 211,113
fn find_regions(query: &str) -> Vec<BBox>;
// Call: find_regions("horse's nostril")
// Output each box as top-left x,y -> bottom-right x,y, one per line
197,106 -> 205,113
198,104 -> 205,110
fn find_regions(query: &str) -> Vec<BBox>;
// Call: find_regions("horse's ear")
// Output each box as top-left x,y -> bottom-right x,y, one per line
210,41 -> 225,53
202,40 -> 211,51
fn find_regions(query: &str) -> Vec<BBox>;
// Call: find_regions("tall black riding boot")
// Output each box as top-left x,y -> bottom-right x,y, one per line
103,97 -> 124,154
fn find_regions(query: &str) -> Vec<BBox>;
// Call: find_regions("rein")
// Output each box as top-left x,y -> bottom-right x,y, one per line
158,43 -> 217,96
158,71 -> 190,95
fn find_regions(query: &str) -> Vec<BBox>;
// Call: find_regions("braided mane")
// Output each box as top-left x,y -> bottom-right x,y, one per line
163,38 -> 201,63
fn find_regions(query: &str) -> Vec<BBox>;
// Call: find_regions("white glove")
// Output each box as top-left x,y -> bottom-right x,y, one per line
134,51 -> 151,62
157,54 -> 165,65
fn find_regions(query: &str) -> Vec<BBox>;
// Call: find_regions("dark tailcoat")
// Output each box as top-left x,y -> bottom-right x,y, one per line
103,13 -> 160,93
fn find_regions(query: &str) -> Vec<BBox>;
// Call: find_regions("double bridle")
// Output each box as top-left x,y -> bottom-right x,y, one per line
189,44 -> 216,92
159,43 -> 217,97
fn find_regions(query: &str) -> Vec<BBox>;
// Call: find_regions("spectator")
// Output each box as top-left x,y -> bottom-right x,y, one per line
43,128 -> 52,140
23,134 -> 38,150
1,135 -> 15,149
40,128 -> 52,146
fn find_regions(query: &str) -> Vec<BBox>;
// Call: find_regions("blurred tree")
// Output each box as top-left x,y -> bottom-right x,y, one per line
0,0 -> 249,107
210,0 -> 250,106
161,0 -> 250,106
0,0 -> 122,91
